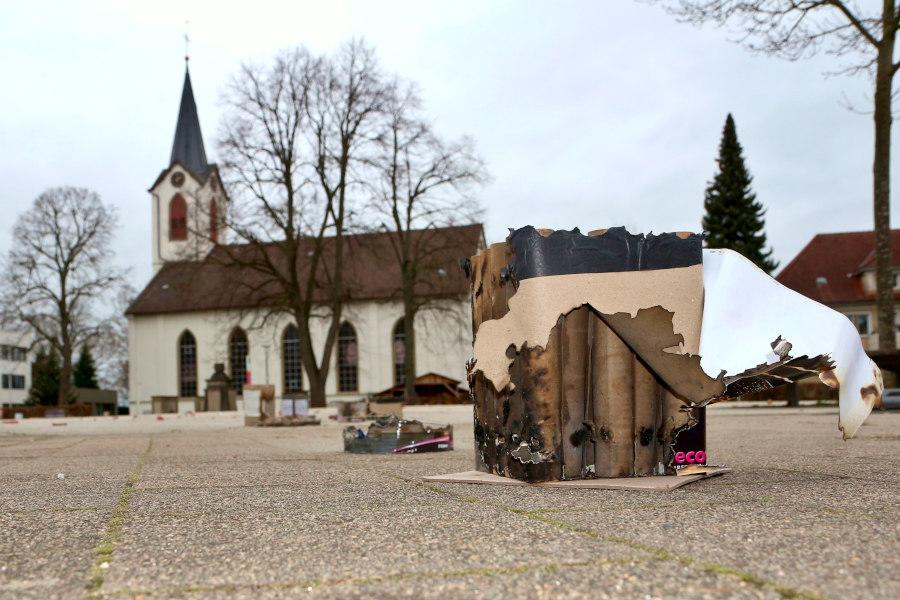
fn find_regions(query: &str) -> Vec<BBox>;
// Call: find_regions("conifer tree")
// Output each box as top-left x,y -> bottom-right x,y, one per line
73,343 -> 98,389
703,114 -> 778,274
29,346 -> 61,405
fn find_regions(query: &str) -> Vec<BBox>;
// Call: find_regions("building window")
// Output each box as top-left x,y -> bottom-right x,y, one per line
210,197 -> 219,243
169,194 -> 188,241
178,330 -> 197,397
847,313 -> 870,336
1,374 -> 25,389
0,345 -> 26,362
392,318 -> 406,386
337,322 -> 358,392
229,328 -> 248,395
282,324 -> 303,394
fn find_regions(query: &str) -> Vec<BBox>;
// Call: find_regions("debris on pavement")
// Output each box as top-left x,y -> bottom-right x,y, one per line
343,416 -> 453,454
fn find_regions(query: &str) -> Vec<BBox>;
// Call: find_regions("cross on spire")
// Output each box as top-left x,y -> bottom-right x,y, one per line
184,20 -> 190,63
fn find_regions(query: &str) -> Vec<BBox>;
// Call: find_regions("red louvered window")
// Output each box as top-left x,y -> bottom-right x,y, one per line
169,194 -> 187,241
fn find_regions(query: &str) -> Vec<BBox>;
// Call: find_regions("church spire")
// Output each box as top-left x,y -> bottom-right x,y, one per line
169,64 -> 209,176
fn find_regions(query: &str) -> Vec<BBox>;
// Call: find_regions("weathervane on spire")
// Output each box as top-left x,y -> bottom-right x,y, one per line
184,20 -> 191,63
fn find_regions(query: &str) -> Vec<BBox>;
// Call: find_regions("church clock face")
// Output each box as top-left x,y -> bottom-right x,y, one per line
171,172 -> 185,187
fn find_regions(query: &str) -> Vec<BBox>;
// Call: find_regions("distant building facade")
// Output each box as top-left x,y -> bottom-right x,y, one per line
0,329 -> 32,407
777,230 -> 900,350
127,65 -> 481,415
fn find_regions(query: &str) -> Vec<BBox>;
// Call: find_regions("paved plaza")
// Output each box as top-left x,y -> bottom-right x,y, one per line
0,405 -> 898,599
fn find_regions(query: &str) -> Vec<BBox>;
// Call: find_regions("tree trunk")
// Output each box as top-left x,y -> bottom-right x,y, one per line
306,369 -> 327,408
58,349 -> 72,406
785,382 -> 799,407
874,4 -> 897,352
403,304 -> 418,401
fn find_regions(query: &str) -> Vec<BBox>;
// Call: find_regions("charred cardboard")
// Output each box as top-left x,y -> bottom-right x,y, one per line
468,227 -> 709,483
457,226 -> 882,486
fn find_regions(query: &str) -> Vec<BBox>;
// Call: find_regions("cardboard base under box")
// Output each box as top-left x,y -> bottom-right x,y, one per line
422,466 -> 730,492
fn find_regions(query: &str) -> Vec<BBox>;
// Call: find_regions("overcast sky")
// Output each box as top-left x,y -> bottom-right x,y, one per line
0,0 -> 891,290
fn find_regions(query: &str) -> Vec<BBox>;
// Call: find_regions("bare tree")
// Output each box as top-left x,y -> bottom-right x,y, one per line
217,41 -> 387,407
1,187 -> 124,405
655,1 -> 900,352
367,80 -> 486,399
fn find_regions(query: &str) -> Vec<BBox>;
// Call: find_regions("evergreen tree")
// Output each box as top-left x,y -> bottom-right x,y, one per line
73,343 -> 98,389
29,346 -> 61,406
703,114 -> 778,274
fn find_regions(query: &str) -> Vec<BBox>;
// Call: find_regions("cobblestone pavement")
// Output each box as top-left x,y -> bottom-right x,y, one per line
0,406 -> 898,599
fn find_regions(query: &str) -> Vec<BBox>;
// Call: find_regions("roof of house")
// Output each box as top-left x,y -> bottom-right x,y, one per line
127,224 -> 484,316
169,66 -> 209,178
372,372 -> 466,400
776,229 -> 900,304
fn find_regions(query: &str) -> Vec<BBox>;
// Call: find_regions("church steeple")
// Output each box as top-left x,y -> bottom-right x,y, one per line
149,60 -> 226,274
170,64 -> 209,176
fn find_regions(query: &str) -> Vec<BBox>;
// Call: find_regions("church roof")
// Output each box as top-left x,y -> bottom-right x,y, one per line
127,224 -> 485,316
169,66 -> 209,177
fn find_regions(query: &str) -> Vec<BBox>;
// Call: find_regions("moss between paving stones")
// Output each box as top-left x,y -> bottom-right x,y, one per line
404,475 -> 832,600
83,438 -> 154,599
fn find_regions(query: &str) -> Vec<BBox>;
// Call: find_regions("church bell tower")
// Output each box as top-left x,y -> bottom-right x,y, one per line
148,60 -> 227,273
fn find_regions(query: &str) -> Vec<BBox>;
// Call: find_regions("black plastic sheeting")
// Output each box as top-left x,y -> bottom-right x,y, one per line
507,226 -> 703,280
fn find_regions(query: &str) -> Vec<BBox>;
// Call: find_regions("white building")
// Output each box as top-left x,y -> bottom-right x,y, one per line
0,329 -> 32,407
126,64 -> 481,414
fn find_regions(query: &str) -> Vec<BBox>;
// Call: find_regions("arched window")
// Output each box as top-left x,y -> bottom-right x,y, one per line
178,330 -> 197,397
392,319 -> 406,386
209,197 -> 218,243
282,324 -> 303,394
229,328 -> 248,395
169,194 -> 188,241
337,322 -> 358,392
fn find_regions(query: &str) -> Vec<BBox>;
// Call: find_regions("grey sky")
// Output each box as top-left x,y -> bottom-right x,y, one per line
0,0 -> 890,290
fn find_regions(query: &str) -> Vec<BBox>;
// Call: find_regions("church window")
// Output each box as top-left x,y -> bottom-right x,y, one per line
337,322 -> 358,392
229,328 -> 248,395
392,319 -> 406,386
178,330 -> 197,397
169,194 -> 188,241
282,324 -> 303,394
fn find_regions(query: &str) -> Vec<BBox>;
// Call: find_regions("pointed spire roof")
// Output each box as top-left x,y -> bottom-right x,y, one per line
170,64 -> 209,176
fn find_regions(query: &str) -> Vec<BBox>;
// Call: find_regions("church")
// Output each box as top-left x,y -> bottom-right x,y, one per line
126,65 -> 482,414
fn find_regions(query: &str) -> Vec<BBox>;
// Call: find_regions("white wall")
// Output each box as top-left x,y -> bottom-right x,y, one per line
128,298 -> 472,414
0,329 -> 33,406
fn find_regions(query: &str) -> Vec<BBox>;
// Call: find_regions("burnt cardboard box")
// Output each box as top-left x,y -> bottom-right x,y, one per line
467,227 -> 710,482
443,225 -> 879,487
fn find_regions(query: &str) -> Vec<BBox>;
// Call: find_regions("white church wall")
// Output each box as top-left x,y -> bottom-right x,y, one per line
128,297 -> 472,414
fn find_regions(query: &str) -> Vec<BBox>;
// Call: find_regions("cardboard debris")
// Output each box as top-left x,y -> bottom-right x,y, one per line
473,267 -> 706,395
422,467 -> 731,491
343,416 -> 453,454
464,226 -> 882,484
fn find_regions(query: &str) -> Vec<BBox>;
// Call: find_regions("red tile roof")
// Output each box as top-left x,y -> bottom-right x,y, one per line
776,230 -> 900,304
128,224 -> 484,316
